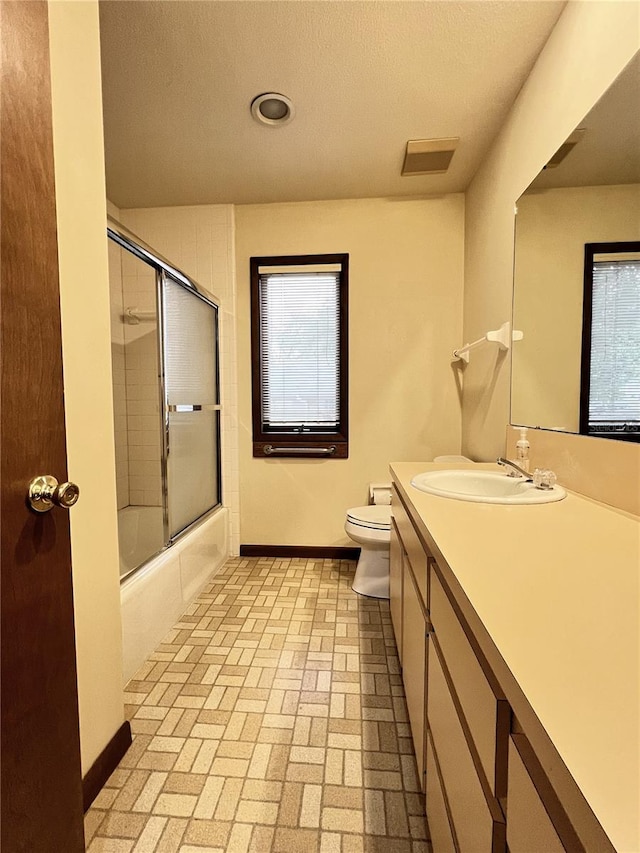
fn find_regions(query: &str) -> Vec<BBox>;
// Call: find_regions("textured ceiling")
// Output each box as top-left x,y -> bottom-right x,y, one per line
99,0 -> 566,208
529,50 -> 640,191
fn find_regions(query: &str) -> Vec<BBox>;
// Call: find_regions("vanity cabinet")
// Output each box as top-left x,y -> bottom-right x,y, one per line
429,569 -> 509,799
425,731 -> 456,852
393,489 -> 428,607
390,478 -> 616,853
427,638 -> 505,852
389,519 -> 403,663
391,498 -> 427,789
401,560 -> 427,785
506,734 -> 568,853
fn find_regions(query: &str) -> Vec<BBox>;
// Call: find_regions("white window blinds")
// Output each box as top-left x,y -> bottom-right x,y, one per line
588,258 -> 640,427
259,270 -> 340,429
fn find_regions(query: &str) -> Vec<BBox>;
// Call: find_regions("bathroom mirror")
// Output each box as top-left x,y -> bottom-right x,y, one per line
511,52 -> 640,441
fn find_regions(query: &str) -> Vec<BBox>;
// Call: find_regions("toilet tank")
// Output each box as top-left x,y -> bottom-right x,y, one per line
369,483 -> 392,505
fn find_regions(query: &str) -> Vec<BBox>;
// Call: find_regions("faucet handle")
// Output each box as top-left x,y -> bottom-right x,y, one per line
533,468 -> 557,490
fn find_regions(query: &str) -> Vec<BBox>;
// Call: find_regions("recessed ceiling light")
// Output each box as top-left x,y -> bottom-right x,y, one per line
251,93 -> 294,127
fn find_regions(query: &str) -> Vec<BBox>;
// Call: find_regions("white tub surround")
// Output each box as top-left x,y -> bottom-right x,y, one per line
120,507 -> 228,683
390,461 -> 639,853
117,505 -> 164,578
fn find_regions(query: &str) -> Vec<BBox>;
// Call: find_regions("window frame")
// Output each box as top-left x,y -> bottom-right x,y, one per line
250,253 -> 349,458
579,241 -> 640,443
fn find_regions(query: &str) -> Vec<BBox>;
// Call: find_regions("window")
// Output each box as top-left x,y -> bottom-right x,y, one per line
250,254 -> 349,458
580,242 -> 640,442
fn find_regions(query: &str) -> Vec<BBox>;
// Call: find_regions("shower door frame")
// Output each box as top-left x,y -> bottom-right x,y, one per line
107,218 -> 222,580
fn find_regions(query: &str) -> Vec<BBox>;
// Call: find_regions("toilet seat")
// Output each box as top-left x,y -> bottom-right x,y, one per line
346,505 -> 392,530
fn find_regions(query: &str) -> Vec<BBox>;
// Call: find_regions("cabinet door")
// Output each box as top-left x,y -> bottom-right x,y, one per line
402,563 -> 426,787
426,731 -> 456,853
428,642 -> 505,852
430,569 -> 509,797
506,736 -> 568,853
392,487 -> 428,607
390,519 -> 403,661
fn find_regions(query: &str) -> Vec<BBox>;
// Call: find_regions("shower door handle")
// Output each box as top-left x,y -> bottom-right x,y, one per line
28,475 -> 80,513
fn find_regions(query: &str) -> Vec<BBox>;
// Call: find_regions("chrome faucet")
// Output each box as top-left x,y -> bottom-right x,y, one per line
497,457 -> 531,479
497,457 -> 558,490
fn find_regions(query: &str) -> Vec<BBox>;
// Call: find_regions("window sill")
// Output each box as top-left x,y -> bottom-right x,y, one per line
253,441 -> 348,459
584,431 -> 640,443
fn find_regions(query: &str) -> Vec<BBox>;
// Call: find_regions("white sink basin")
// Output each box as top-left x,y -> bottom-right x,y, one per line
410,470 -> 566,504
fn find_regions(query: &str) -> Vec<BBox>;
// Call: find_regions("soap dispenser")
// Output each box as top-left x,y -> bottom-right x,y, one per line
515,427 -> 530,473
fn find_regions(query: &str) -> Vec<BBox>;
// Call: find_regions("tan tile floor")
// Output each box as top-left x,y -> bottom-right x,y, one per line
85,557 -> 430,853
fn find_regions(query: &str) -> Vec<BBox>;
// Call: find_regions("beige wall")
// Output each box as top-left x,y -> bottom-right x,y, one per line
48,0 -> 124,772
235,196 -> 465,546
462,1 -> 640,462
512,184 -> 640,433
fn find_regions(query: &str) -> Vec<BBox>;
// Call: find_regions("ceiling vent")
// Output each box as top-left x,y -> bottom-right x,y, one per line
401,138 -> 459,176
544,128 -> 586,169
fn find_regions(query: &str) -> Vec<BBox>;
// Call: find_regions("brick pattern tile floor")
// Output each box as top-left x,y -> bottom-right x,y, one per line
85,557 -> 430,853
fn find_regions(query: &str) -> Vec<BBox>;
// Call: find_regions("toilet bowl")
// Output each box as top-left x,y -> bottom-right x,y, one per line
345,504 -> 392,599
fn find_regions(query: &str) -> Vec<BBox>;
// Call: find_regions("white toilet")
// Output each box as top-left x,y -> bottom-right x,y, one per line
345,463 -> 471,600
345,484 -> 392,599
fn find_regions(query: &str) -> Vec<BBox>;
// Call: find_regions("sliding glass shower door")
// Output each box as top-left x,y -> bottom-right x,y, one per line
162,273 -> 221,537
108,221 -> 222,580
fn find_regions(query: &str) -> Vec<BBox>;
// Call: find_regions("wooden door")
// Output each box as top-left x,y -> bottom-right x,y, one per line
1,2 -> 85,850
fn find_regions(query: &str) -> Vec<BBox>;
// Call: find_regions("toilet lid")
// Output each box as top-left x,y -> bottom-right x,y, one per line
346,505 -> 392,530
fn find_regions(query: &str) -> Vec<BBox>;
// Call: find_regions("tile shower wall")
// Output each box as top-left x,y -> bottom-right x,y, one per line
108,236 -> 129,510
120,205 -> 240,554
121,253 -> 163,507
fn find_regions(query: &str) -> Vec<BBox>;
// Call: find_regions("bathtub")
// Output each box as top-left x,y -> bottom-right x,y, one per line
117,505 -> 165,578
120,506 -> 229,682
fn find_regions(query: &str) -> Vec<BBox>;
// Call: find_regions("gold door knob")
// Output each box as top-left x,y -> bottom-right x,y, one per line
28,475 -> 80,513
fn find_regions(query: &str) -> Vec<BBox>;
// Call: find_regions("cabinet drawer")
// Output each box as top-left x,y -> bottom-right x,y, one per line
402,562 -> 426,787
428,640 -> 505,853
389,519 -> 403,661
392,486 -> 428,608
430,567 -> 509,797
507,735 -> 576,853
425,731 -> 456,853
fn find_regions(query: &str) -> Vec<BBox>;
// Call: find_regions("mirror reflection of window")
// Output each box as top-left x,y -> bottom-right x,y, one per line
581,244 -> 640,441
511,51 -> 640,441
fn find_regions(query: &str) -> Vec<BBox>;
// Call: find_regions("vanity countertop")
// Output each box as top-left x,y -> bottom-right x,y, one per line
390,461 -> 639,853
